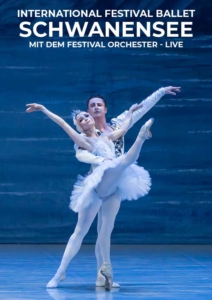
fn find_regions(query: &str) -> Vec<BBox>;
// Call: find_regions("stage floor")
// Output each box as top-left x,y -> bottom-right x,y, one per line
0,244 -> 212,299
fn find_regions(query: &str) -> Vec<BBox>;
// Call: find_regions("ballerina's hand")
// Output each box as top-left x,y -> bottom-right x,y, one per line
129,103 -> 143,113
164,86 -> 181,95
26,103 -> 45,113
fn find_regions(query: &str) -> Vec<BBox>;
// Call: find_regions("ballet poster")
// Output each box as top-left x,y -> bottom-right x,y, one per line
1,1 -> 212,298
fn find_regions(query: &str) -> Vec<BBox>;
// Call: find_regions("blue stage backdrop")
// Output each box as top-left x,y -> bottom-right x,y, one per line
0,1 -> 212,243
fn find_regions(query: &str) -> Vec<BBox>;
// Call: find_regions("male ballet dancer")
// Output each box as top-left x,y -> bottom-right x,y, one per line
75,86 -> 181,287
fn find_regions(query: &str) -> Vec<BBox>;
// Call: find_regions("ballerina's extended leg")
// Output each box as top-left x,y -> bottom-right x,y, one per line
96,118 -> 154,198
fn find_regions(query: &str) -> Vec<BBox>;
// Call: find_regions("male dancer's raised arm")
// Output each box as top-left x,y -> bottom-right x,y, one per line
112,86 -> 180,129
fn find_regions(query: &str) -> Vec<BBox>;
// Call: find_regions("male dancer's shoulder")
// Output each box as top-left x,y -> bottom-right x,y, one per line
110,110 -> 129,129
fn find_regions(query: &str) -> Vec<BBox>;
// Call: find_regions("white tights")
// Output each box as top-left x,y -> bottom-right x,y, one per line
53,134 -> 145,280
55,199 -> 102,276
95,190 -> 121,269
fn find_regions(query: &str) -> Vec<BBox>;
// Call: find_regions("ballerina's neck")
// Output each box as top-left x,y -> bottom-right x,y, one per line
84,128 -> 98,138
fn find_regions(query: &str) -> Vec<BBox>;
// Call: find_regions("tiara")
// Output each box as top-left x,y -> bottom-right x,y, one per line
71,109 -> 82,119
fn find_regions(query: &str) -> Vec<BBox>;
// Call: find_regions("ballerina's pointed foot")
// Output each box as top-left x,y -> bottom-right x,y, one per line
46,273 -> 66,288
139,118 -> 154,140
100,263 -> 113,291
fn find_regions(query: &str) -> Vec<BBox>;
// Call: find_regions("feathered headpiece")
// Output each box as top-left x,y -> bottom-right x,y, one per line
71,110 -> 83,132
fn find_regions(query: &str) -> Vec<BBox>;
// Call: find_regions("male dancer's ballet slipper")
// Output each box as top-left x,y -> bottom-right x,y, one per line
46,273 -> 66,288
138,118 -> 154,140
99,263 -> 113,291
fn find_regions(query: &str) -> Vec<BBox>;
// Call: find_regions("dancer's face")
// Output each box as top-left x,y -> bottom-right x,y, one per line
87,98 -> 107,118
76,112 -> 95,131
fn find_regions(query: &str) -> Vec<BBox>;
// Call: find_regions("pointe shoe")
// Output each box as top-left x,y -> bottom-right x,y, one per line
139,118 -> 154,140
99,263 -> 113,291
96,269 -> 120,288
46,273 -> 66,288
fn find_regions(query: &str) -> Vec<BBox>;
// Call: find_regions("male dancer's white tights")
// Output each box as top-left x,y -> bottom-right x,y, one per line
95,191 -> 121,280
47,132 -> 145,286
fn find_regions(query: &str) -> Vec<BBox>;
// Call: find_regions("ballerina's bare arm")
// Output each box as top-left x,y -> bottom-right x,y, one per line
104,103 -> 143,141
26,103 -> 94,152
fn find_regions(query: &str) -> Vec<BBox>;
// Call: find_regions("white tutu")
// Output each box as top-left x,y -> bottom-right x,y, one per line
70,156 -> 151,213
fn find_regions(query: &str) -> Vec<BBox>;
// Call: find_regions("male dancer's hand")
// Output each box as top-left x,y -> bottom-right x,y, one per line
26,103 -> 45,113
164,86 -> 181,95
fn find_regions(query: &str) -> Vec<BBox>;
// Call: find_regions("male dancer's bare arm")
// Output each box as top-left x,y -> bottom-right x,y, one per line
26,104 -> 93,151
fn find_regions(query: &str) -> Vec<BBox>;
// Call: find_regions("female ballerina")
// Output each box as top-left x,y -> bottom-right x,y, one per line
26,102 -> 153,290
